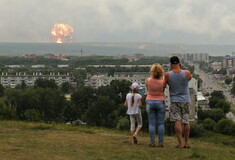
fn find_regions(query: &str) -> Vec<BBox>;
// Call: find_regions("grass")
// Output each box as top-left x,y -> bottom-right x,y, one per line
0,121 -> 235,160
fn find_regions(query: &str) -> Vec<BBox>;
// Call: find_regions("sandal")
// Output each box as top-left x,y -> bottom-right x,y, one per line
175,145 -> 183,148
149,143 -> 156,147
183,145 -> 191,149
157,143 -> 164,147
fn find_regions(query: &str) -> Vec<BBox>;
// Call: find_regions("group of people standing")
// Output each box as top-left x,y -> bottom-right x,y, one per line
124,56 -> 192,148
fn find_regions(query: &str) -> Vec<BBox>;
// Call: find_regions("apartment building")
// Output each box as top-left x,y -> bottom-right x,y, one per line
44,53 -> 67,60
87,72 -> 149,89
170,53 -> 209,63
0,72 -> 74,88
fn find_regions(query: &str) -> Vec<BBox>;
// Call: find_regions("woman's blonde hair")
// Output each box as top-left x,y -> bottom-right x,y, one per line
150,63 -> 164,79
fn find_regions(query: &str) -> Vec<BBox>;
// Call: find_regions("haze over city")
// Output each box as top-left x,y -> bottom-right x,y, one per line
1,0 -> 235,45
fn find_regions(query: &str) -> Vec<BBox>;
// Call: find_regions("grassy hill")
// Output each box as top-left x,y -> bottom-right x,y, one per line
0,121 -> 234,160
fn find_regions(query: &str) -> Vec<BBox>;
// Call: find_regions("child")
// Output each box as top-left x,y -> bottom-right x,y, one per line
124,82 -> 143,144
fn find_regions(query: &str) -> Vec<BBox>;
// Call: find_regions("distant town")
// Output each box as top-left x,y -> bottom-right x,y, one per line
0,52 -> 234,136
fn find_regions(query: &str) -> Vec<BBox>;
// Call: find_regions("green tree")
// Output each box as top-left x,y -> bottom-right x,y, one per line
0,84 -> 4,97
85,96 -> 117,128
197,108 -> 225,122
225,76 -> 232,85
34,78 -> 58,89
193,74 -> 203,89
73,69 -> 86,89
0,97 -> 17,120
110,79 -> 132,105
210,90 -> 225,99
15,80 -> 27,89
215,118 -> 234,135
202,118 -> 216,131
69,87 -> 97,119
24,109 -> 43,122
215,99 -> 231,113
208,97 -> 220,108
61,82 -> 73,93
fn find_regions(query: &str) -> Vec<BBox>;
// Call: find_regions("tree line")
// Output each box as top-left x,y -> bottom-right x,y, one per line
0,78 -> 145,130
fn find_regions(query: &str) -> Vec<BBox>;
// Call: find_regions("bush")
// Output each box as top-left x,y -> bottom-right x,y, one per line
0,98 -> 17,120
24,109 -> 43,122
197,108 -> 225,122
214,118 -> 234,136
164,118 -> 175,136
215,99 -> 231,113
202,118 -> 216,131
116,117 -> 130,130
85,96 -> 117,128
190,122 -> 205,138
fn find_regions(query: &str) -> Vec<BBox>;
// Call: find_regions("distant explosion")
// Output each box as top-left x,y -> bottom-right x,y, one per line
51,23 -> 74,43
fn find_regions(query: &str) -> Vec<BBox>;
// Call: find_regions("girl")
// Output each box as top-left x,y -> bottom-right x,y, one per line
124,82 -> 143,144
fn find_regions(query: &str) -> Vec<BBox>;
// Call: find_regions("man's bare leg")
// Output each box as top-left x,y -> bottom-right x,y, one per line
184,123 -> 190,147
175,121 -> 183,147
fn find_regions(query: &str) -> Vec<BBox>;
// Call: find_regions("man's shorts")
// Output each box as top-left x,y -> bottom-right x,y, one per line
170,102 -> 190,124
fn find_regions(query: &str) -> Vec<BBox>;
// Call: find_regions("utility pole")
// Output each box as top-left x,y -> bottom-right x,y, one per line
80,48 -> 83,56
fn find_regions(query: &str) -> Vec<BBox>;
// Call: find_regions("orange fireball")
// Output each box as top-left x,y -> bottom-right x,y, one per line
51,23 -> 74,43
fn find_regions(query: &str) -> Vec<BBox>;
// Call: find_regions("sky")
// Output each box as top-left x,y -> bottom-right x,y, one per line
1,0 -> 235,44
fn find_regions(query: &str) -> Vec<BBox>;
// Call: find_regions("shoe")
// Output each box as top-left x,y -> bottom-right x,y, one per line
175,145 -> 183,148
183,145 -> 191,149
149,143 -> 156,147
132,136 -> 138,144
157,143 -> 164,147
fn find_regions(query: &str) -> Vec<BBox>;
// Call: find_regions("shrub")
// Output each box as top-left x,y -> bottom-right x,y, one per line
24,109 -> 43,122
116,117 -> 130,130
0,98 -> 17,120
164,118 -> 175,136
190,122 -> 205,138
214,118 -> 234,136
215,99 -> 231,113
202,118 -> 216,131
197,108 -> 225,122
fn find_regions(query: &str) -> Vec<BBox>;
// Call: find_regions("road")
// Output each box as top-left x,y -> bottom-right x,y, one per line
194,66 -> 235,104
194,65 -> 235,122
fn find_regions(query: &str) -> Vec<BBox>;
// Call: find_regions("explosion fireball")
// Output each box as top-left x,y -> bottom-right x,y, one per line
51,23 -> 74,43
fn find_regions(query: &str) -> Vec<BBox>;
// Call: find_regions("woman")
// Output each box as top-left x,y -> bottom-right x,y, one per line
145,63 -> 166,147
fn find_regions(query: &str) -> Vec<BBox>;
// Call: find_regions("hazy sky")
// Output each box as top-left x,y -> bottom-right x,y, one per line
1,0 -> 235,44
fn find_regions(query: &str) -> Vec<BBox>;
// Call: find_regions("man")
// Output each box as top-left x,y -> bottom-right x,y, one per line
165,56 -> 192,148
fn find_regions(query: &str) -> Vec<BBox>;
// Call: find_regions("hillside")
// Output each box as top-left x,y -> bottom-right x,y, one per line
0,121 -> 234,160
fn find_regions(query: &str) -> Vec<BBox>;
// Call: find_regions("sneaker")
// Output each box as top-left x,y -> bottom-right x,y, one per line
132,136 -> 138,144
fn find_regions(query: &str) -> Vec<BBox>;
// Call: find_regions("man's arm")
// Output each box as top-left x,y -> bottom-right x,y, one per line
185,70 -> 192,81
165,72 -> 169,84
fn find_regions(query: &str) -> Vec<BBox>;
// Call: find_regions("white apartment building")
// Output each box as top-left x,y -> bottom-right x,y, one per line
0,72 -> 73,88
88,72 -> 149,89
171,53 -> 209,63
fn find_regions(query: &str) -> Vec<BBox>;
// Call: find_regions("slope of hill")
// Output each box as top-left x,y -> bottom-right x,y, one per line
0,121 -> 234,160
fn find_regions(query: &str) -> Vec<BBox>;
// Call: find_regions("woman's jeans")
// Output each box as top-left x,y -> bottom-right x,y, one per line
146,100 -> 166,143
